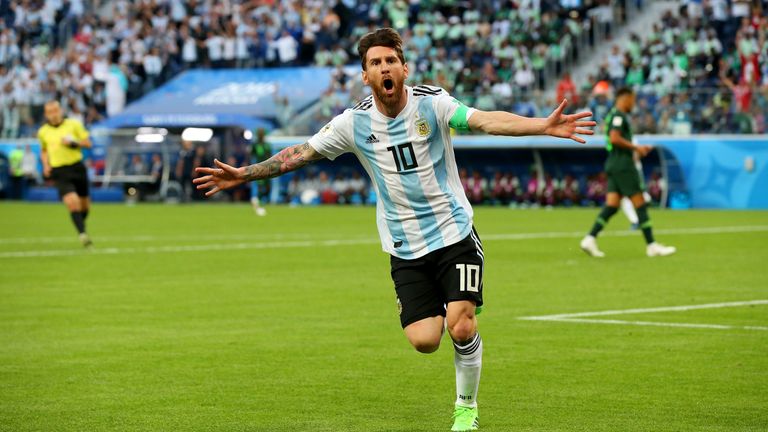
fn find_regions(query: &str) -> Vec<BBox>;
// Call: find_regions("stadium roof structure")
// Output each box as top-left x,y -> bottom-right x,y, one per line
93,67 -> 336,131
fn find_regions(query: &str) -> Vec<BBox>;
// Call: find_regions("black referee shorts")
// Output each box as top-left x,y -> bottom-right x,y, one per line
390,227 -> 485,328
50,162 -> 90,199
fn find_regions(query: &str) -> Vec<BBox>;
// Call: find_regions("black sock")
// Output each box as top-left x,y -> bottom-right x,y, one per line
70,212 -> 85,234
636,205 -> 655,244
589,206 -> 618,237
82,209 -> 89,221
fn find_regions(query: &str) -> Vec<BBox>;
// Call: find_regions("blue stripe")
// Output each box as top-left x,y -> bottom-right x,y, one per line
352,112 -> 411,256
387,116 -> 444,252
419,97 -> 471,237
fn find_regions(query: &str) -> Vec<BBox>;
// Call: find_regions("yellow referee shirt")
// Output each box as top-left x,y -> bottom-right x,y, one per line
38,118 -> 90,168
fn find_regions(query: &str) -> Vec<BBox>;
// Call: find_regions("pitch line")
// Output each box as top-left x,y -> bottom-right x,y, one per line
1,225 -> 767,259
520,299 -> 768,320
519,300 -> 768,332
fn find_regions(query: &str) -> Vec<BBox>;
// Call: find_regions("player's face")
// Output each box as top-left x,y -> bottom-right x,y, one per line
619,94 -> 636,112
362,46 -> 408,108
44,103 -> 63,125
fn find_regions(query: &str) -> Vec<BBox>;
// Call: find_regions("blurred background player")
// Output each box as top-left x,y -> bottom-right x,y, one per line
580,88 -> 675,258
249,128 -> 271,216
38,101 -> 93,247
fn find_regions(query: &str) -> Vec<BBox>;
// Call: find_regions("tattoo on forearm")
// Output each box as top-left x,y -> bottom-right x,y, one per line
243,143 -> 314,181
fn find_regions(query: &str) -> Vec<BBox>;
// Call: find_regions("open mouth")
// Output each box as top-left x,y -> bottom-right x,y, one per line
383,78 -> 394,92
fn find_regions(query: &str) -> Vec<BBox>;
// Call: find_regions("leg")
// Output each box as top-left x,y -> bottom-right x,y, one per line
446,300 -> 482,410
403,316 -> 444,353
437,230 -> 484,423
631,192 -> 654,244
62,192 -> 86,234
621,196 -> 639,226
581,190 -> 620,257
391,255 -> 446,353
80,196 -> 91,220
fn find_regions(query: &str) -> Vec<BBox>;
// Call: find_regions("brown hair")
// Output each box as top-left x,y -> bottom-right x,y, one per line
357,28 -> 405,70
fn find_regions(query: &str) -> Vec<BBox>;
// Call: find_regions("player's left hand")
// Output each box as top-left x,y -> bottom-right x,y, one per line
543,99 -> 597,144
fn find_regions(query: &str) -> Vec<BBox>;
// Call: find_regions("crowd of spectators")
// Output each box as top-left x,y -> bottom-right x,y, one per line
0,0 -> 613,139
273,167 -> 665,208
458,168 -> 665,207
283,170 -> 369,205
2,0 -> 764,141
575,0 -> 768,134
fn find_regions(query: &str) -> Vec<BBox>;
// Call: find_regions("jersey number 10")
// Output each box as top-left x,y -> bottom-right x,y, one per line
456,264 -> 481,292
386,143 -> 418,172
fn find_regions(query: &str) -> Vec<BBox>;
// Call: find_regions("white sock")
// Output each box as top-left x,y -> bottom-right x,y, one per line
251,197 -> 260,207
453,333 -> 482,408
621,197 -> 638,224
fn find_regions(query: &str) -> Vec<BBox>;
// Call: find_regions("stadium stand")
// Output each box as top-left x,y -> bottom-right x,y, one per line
2,0 -> 632,138
0,0 -> 765,208
577,1 -> 767,134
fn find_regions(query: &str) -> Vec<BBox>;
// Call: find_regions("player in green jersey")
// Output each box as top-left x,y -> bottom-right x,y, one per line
580,88 -> 676,257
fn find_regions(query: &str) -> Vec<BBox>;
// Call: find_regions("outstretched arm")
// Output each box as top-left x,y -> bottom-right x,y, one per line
468,99 -> 596,143
193,142 -> 324,197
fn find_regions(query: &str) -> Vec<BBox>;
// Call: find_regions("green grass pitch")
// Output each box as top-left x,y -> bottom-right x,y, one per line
1,203 -> 767,431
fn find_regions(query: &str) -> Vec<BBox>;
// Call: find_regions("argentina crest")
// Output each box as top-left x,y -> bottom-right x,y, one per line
416,117 -> 431,137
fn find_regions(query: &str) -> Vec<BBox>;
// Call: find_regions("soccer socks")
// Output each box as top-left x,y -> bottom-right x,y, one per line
589,206 -> 618,237
636,205 -> 655,244
82,209 -> 89,221
621,198 -> 638,224
453,333 -> 482,408
70,212 -> 86,234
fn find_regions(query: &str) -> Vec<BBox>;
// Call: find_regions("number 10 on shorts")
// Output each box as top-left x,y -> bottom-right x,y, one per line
456,264 -> 481,292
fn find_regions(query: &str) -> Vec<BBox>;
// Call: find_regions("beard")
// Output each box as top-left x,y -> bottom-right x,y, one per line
371,75 -> 405,111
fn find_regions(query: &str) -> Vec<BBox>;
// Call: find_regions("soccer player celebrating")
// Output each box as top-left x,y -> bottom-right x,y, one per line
195,28 -> 595,431
38,101 -> 94,247
580,87 -> 676,258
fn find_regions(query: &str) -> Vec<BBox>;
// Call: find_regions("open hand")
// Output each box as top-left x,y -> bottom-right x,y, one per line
193,159 -> 246,197
543,99 -> 597,144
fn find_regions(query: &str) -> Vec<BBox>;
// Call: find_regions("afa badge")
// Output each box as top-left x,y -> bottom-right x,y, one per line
416,119 -> 431,137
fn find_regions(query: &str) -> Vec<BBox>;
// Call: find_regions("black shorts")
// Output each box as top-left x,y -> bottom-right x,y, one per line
607,169 -> 643,197
50,162 -> 90,198
390,227 -> 484,328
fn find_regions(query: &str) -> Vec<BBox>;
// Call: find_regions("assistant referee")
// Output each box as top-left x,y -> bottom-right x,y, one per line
38,101 -> 93,247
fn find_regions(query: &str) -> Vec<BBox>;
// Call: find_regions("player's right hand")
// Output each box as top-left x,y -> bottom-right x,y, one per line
193,159 -> 246,197
43,166 -> 51,178
636,145 -> 653,157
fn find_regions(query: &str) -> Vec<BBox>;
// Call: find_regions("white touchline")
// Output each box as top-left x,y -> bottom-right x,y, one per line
519,300 -> 768,332
1,225 -> 767,259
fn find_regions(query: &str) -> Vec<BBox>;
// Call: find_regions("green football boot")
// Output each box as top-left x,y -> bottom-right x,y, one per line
451,405 -> 479,431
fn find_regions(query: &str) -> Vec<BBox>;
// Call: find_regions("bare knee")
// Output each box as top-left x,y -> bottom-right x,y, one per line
409,335 -> 441,353
404,316 -> 444,354
448,317 -> 476,343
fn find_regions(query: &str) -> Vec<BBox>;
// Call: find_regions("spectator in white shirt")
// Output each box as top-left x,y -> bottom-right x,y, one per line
274,30 -> 299,65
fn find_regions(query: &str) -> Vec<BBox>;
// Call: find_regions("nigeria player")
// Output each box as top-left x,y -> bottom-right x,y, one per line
38,100 -> 93,247
580,87 -> 676,258
195,28 -> 595,431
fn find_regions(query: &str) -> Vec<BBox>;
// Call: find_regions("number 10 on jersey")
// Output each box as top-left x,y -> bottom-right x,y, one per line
456,264 -> 481,292
387,143 -> 418,172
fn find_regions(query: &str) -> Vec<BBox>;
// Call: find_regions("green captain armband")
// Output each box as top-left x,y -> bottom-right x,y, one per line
448,99 -> 473,131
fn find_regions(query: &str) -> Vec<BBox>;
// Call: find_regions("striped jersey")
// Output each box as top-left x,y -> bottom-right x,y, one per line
308,85 -> 477,260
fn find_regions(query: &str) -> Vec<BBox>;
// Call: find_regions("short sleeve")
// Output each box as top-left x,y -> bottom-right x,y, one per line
433,90 -> 477,132
608,113 -> 624,132
71,119 -> 90,140
308,110 -> 353,161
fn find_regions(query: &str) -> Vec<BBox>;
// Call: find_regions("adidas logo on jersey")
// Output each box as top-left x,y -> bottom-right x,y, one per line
365,134 -> 379,144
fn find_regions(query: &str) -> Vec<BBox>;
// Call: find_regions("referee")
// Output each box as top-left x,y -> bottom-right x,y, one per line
38,101 -> 93,247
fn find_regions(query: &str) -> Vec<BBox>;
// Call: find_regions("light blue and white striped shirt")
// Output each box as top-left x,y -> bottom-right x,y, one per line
308,85 -> 476,259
